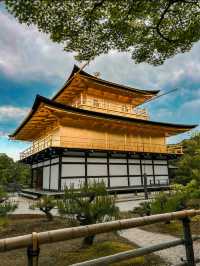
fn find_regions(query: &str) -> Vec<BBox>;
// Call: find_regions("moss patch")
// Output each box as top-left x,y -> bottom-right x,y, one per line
141,216 -> 200,237
61,240 -> 144,266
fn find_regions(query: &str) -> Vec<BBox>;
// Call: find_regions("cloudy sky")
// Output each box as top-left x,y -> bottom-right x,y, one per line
0,4 -> 200,160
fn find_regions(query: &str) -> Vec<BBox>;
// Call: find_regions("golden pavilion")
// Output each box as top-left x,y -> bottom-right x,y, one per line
10,65 -> 196,194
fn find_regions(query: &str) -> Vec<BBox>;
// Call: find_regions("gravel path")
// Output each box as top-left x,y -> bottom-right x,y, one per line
10,196 -> 59,215
120,228 -> 200,265
10,194 -> 146,214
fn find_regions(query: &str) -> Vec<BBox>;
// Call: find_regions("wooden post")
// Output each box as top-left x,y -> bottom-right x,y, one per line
31,168 -> 34,188
58,154 -> 62,191
143,173 -> 148,200
182,217 -> 195,266
27,232 -> 40,266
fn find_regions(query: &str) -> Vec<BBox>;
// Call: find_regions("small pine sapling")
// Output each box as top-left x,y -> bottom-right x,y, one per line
57,181 -> 119,246
30,195 -> 56,221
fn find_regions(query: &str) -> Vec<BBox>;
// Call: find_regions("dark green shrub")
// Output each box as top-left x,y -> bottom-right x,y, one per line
150,192 -> 187,214
132,202 -> 151,216
132,180 -> 200,216
0,201 -> 18,217
57,181 -> 119,246
0,186 -> 17,217
0,186 -> 7,203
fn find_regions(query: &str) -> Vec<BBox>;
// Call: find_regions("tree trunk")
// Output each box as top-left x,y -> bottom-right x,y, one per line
82,235 -> 95,247
40,207 -> 53,221
46,212 -> 53,221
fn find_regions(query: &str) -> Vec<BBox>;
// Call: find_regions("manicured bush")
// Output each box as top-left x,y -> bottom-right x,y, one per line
131,202 -> 151,217
132,180 -> 200,216
150,191 -> 186,214
57,181 -> 119,246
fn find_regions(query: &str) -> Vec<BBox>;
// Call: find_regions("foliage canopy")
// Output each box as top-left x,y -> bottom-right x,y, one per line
174,132 -> 200,185
0,153 -> 30,188
5,0 -> 200,65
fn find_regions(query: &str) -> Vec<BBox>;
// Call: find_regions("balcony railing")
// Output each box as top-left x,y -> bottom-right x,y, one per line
167,144 -> 183,154
20,135 -> 183,160
73,99 -> 149,120
20,135 -> 53,160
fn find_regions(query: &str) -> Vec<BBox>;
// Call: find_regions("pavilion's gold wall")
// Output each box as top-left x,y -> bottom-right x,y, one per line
55,125 -> 166,153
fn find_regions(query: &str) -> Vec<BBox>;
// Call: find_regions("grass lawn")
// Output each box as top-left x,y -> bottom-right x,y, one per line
0,215 -> 168,266
140,215 -> 200,237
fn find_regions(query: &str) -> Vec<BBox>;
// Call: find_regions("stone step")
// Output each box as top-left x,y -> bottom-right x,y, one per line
18,192 -> 38,200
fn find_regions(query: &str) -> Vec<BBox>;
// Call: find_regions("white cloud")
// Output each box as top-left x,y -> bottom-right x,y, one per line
0,106 -> 29,121
0,10 -> 76,82
86,42 -> 200,91
177,98 -> 200,124
0,131 -> 8,137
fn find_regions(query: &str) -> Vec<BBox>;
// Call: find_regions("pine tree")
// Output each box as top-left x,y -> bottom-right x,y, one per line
57,181 -> 119,246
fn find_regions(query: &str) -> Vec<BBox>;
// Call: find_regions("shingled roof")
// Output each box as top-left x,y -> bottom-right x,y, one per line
52,65 -> 160,101
10,95 -> 197,140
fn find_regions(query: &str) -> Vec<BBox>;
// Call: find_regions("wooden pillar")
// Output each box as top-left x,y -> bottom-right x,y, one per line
143,173 -> 149,200
58,154 -> 62,191
85,151 -> 88,185
167,157 -> 170,186
31,168 -> 34,188
152,158 -> 156,185
139,157 -> 143,186
127,154 -> 130,187
107,153 -> 110,188
49,158 -> 52,191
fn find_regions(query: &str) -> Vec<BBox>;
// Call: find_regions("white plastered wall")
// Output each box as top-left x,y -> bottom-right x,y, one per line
43,166 -> 50,189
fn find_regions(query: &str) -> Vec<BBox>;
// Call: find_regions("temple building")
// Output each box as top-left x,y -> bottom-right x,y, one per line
10,65 -> 196,194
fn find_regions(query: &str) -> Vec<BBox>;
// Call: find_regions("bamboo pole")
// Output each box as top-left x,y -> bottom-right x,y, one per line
71,236 -> 200,266
0,210 -> 199,252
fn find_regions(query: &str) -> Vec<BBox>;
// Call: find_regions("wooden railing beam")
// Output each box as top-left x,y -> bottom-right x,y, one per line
0,210 -> 199,252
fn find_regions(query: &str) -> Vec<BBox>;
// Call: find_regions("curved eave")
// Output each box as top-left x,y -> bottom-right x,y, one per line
52,64 -> 160,101
9,95 -> 44,139
10,95 -> 197,140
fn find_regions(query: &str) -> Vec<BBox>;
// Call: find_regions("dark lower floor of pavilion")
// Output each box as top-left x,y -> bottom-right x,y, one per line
21,147 -> 178,194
